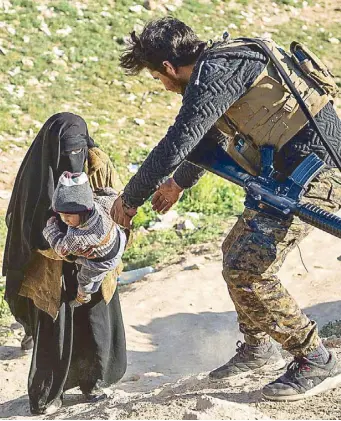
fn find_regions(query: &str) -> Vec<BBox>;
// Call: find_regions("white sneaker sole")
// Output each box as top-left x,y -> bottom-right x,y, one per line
209,357 -> 286,383
262,372 -> 341,402
44,400 -> 62,415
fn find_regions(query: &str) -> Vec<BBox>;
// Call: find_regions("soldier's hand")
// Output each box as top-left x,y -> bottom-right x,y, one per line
111,195 -> 137,229
152,178 -> 184,213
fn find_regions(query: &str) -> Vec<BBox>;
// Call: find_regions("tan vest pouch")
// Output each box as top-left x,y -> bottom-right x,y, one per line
290,42 -> 339,98
214,39 -> 332,175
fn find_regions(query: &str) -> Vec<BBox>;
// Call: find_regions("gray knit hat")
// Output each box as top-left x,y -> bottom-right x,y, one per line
52,171 -> 94,214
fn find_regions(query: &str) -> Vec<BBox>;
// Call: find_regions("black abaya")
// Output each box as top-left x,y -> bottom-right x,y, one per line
28,262 -> 126,414
3,113 -> 127,414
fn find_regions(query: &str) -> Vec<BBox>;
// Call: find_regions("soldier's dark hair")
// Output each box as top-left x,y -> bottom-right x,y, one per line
120,17 -> 204,74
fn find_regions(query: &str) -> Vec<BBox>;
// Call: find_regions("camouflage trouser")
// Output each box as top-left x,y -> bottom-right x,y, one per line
222,169 -> 341,356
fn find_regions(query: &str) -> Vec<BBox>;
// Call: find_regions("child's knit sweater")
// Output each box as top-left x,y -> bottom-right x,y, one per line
43,189 -> 118,260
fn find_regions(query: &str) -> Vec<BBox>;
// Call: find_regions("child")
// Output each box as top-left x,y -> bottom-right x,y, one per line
43,171 -> 126,306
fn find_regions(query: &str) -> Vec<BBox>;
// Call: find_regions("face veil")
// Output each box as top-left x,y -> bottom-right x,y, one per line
2,112 -> 95,297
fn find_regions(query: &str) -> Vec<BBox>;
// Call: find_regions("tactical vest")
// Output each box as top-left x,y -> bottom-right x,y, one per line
213,39 -> 336,175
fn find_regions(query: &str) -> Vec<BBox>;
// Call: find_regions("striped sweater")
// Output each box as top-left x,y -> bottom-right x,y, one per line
43,189 -> 118,259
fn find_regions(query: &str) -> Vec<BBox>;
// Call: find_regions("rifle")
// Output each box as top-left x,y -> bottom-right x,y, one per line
188,143 -> 341,239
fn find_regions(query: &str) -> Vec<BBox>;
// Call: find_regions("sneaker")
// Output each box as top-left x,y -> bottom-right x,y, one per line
209,340 -> 285,381
21,334 -> 34,351
262,351 -> 341,401
83,387 -> 109,403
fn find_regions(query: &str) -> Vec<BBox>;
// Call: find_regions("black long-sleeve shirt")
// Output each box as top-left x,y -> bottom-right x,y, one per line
122,43 -> 341,208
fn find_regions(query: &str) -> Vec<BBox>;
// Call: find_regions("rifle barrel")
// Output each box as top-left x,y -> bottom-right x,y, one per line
295,203 -> 341,239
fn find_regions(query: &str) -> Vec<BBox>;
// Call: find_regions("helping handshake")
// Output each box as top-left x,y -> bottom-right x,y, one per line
110,177 -> 184,229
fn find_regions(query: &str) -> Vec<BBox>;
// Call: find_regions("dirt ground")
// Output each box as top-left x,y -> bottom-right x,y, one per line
1,223 -> 341,420
1,0 -> 341,415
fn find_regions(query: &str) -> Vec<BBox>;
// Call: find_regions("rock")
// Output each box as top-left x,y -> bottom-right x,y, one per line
8,66 -> 21,76
22,57 -> 34,68
186,212 -> 200,220
46,70 -> 59,82
148,210 -> 179,231
0,0 -> 12,12
137,226 -> 148,234
127,93 -> 137,102
123,374 -> 141,382
10,322 -> 23,330
328,37 -> 340,44
0,190 -> 11,199
129,4 -> 143,13
144,371 -> 163,377
118,267 -> 155,285
52,46 -> 64,57
176,219 -> 196,231
127,163 -> 139,173
27,77 -> 39,86
183,411 -> 198,420
51,58 -> 68,68
133,118 -> 145,126
100,10 -> 112,17
165,4 -> 176,12
56,26 -> 73,37
196,396 -> 214,411
7,25 -> 16,35
39,21 -> 51,36
143,0 -> 156,10
117,117 -> 127,126
157,209 -> 179,224
183,264 -> 203,271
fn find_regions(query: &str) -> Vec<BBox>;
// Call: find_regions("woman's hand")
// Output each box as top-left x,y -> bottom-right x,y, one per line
152,178 -> 184,213
69,290 -> 91,308
46,216 -> 57,226
111,195 -> 137,229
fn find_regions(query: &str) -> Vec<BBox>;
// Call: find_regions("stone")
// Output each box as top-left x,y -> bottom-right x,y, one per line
176,219 -> 196,231
133,118 -> 145,126
129,4 -> 143,13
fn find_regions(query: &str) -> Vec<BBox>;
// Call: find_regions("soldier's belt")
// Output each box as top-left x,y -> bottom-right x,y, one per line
188,143 -> 341,239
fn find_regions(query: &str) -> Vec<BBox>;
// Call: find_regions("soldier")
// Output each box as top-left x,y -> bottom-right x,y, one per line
112,17 -> 341,401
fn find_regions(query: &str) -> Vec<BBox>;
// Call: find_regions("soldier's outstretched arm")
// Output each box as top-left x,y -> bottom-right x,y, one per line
122,50 -> 267,210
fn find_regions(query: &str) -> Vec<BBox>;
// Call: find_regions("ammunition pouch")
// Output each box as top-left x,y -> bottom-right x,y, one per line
213,38 -> 337,175
290,42 -> 338,98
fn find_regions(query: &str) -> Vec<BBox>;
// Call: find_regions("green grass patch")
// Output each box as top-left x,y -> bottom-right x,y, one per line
0,283 -> 11,321
0,216 -> 10,320
123,214 -> 234,270
0,0 -> 340,282
320,320 -> 341,338
0,215 -> 7,254
123,175 -> 244,269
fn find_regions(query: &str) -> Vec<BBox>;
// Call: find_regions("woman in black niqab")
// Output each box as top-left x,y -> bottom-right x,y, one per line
3,112 -> 93,289
2,113 -> 127,415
